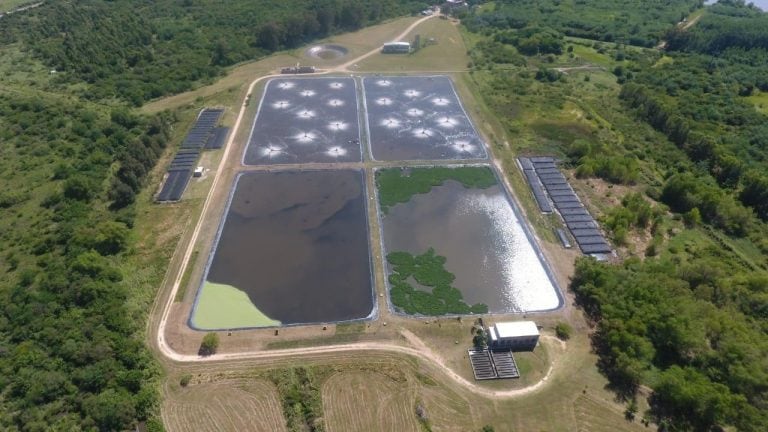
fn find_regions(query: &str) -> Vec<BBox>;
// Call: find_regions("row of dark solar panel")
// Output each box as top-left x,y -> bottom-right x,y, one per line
529,156 -> 555,163
519,157 -> 611,253
533,191 -> 553,213
521,162 -> 554,213
172,156 -> 198,163
157,171 -> 193,202
530,160 -> 612,255
157,109 -> 222,201
173,152 -> 199,158
581,243 -> 612,254
169,162 -> 195,170
170,159 -> 196,165
556,228 -> 572,248
180,109 -> 224,149
205,127 -> 229,149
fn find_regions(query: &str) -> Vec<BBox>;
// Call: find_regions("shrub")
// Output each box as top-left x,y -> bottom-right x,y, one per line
199,332 -> 219,356
179,374 -> 192,387
555,322 -> 572,340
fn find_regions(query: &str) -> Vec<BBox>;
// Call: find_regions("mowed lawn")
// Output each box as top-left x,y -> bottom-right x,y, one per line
322,371 -> 421,432
163,380 -> 286,432
165,332 -> 649,432
356,17 -> 470,72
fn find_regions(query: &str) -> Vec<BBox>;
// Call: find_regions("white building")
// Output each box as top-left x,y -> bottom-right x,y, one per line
487,321 -> 540,351
382,42 -> 411,54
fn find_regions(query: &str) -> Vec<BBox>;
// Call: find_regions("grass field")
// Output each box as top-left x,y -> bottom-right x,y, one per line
161,331 -> 648,431
574,394 -> 647,432
323,371 -> 421,432
295,16 -> 420,68
163,380 -> 287,432
356,17 -> 470,72
745,91 -> 768,114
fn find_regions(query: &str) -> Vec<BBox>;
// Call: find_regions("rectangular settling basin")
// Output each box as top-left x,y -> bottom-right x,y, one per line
191,169 -> 374,329
243,77 -> 362,165
376,166 -> 561,316
363,75 -> 487,161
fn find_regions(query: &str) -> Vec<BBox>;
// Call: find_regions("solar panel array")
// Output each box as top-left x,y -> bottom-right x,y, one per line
520,157 -> 553,213
157,109 -> 223,202
181,109 -> 223,149
468,348 -> 521,380
205,126 -> 229,149
519,157 -> 612,255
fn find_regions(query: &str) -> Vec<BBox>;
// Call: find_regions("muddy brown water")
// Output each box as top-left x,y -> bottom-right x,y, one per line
204,170 -> 374,325
380,180 -> 561,313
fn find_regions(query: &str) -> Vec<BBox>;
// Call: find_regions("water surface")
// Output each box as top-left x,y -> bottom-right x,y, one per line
193,170 -> 374,328
363,75 -> 487,161
381,179 -> 561,313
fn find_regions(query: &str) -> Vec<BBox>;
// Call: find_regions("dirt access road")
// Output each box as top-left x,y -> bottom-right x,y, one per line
151,12 -> 568,401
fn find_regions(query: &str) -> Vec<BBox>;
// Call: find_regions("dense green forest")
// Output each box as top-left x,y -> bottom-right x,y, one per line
0,0 -> 429,105
0,94 -> 173,429
464,0 -> 703,47
464,0 -> 768,430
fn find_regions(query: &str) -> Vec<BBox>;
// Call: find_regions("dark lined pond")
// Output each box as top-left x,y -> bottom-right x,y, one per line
363,75 -> 487,161
243,77 -> 362,165
191,170 -> 374,329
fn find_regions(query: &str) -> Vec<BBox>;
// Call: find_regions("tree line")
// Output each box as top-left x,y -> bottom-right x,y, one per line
464,0 -> 704,47
0,93 -> 173,429
0,0 -> 430,105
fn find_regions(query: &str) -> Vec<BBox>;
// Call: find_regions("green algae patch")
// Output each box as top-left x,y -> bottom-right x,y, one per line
376,166 -> 496,213
387,248 -> 488,316
192,281 -> 281,329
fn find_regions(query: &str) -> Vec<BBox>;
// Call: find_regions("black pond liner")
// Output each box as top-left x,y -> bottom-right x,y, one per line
190,169 -> 376,330
242,77 -> 362,165
362,75 -> 488,161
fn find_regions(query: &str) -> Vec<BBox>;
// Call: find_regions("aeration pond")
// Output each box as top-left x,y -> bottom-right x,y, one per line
191,170 -> 374,329
243,77 -> 362,165
376,166 -> 562,315
363,75 -> 487,161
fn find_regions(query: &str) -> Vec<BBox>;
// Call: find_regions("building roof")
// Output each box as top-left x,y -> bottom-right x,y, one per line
383,42 -> 411,47
493,321 -> 539,339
